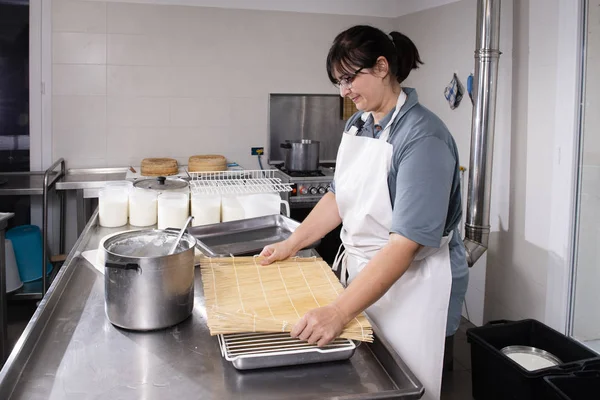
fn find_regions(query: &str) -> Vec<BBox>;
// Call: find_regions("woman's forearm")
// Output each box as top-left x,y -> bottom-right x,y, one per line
332,233 -> 422,323
287,192 -> 342,253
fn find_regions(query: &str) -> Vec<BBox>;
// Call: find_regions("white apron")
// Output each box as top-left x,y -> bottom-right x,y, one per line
333,92 -> 452,400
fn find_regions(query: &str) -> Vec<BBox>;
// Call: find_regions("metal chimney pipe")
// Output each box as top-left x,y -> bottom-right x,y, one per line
464,0 -> 502,267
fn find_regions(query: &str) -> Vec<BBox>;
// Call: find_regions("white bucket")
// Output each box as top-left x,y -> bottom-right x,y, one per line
221,195 -> 246,222
4,239 -> 23,293
241,193 -> 290,218
191,193 -> 221,226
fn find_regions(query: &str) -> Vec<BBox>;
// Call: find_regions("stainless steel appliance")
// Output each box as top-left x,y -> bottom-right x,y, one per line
269,94 -> 345,266
268,94 -> 345,165
272,162 -> 335,209
280,139 -> 320,171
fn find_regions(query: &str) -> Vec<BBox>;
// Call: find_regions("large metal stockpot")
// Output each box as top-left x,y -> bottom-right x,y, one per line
103,229 -> 196,331
280,139 -> 320,171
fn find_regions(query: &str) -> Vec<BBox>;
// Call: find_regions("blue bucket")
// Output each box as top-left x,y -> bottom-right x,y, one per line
6,225 -> 53,283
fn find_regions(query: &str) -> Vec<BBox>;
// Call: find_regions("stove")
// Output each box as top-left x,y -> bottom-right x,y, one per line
272,163 -> 335,208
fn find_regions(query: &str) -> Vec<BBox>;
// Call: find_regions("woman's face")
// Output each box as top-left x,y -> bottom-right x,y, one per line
336,58 -> 390,112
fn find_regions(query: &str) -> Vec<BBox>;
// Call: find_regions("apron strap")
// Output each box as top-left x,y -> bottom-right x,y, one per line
331,243 -> 349,286
332,243 -> 345,271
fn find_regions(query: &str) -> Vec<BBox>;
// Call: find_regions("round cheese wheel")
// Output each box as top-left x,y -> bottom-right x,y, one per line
141,158 -> 179,176
188,155 -> 227,172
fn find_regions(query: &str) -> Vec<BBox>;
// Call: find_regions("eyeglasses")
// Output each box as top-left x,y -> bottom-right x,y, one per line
334,67 -> 364,90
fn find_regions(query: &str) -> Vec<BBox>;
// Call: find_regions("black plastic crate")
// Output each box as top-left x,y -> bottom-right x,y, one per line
543,360 -> 600,400
466,319 -> 600,400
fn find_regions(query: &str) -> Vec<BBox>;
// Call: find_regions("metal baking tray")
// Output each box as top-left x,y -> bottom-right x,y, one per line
189,214 -> 319,257
218,332 -> 356,370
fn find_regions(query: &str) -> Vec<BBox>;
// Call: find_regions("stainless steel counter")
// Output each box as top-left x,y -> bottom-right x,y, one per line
0,173 -> 56,196
0,210 -> 423,400
55,167 -> 128,193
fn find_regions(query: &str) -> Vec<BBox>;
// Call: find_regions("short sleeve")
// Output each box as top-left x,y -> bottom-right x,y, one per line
390,136 -> 455,247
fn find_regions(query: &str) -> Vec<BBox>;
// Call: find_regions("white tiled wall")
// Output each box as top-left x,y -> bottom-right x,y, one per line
51,0 -> 396,169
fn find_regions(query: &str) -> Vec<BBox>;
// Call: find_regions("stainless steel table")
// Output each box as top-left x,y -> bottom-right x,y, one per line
0,210 -> 424,399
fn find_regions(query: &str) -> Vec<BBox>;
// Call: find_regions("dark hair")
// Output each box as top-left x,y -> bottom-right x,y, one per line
326,25 -> 423,85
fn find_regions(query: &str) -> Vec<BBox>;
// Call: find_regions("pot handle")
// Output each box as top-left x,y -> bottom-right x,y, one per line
280,142 -> 292,149
195,239 -> 221,258
105,262 -> 141,274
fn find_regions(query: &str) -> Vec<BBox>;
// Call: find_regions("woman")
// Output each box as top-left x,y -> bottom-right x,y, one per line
260,25 -> 468,400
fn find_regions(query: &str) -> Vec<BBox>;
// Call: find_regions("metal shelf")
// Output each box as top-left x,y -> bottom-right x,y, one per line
0,159 -> 66,301
189,169 -> 292,195
7,281 -> 45,301
0,172 -> 57,196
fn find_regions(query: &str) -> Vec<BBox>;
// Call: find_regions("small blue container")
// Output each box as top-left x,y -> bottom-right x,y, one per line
6,225 -> 53,283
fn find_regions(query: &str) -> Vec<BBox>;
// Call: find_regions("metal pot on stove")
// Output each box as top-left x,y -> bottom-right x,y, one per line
103,229 -> 196,331
280,139 -> 320,171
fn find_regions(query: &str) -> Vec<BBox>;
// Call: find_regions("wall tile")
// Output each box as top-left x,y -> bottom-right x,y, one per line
169,66 -> 235,97
52,95 -> 106,131
168,34 -> 219,67
107,66 -> 172,96
169,97 -> 231,127
53,32 -> 106,64
52,96 -> 106,160
52,0 -> 106,33
107,2 -> 173,35
107,34 -> 170,66
230,97 -> 268,128
53,64 -> 106,96
107,97 -> 170,127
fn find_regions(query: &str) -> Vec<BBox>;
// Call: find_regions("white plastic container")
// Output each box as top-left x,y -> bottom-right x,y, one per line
129,188 -> 158,227
105,181 -> 134,191
241,193 -> 290,218
191,193 -> 221,226
99,186 -> 129,227
158,192 -> 189,229
221,195 -> 246,222
4,239 -> 23,293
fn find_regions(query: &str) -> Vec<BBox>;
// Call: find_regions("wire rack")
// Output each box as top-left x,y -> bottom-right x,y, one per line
189,170 -> 292,195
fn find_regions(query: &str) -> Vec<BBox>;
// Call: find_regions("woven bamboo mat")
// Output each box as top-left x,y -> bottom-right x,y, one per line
200,256 -> 373,342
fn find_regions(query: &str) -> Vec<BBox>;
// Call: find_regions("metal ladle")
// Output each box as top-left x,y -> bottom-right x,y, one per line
168,215 -> 194,255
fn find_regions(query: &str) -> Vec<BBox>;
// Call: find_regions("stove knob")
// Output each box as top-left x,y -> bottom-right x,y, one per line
318,186 -> 327,194
309,186 -> 318,195
299,186 -> 308,195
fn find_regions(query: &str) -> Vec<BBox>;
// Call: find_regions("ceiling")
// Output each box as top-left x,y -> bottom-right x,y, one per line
80,0 -> 462,18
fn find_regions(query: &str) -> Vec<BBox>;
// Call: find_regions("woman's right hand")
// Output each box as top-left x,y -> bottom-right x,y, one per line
259,239 -> 295,265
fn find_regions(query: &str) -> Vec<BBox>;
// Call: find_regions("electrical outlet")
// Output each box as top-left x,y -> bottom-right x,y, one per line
251,147 -> 264,156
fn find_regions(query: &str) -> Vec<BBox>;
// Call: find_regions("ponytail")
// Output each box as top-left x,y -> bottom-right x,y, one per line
389,31 -> 423,83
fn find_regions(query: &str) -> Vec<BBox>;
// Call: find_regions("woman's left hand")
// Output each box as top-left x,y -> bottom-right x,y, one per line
290,304 -> 349,347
